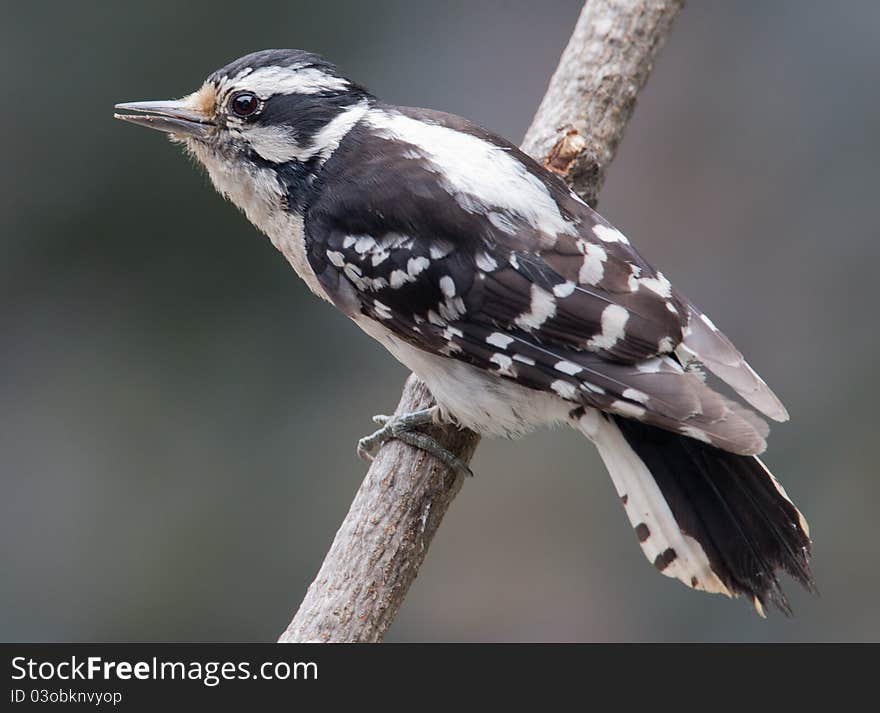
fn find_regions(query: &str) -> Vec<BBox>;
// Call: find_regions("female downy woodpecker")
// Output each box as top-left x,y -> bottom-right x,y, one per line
115,49 -> 813,615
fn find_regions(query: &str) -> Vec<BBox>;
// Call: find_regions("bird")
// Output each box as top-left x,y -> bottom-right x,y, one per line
115,48 -> 813,616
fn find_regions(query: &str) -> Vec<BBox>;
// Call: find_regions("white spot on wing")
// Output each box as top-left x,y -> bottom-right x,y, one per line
514,284 -> 557,331
486,332 -> 514,349
326,250 -> 345,267
354,236 -> 376,254
628,268 -> 672,298
373,300 -> 392,320
490,353 -> 515,375
592,224 -> 629,244
439,276 -> 456,297
553,281 -> 576,298
612,400 -> 646,419
407,256 -> 430,277
587,304 -> 629,351
429,240 -> 454,259
622,388 -> 649,404
427,310 -> 445,326
638,272 -> 672,298
551,380 -> 578,399
578,243 -> 606,285
390,270 -> 408,289
475,251 -> 498,272
554,360 -> 583,376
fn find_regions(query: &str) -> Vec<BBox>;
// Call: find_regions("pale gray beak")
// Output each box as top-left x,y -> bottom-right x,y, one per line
114,99 -> 213,138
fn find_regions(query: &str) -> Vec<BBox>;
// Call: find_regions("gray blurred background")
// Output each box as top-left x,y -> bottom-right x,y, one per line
2,0 -> 878,642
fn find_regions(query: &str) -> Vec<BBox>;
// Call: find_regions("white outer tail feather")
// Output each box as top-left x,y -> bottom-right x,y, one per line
576,410 -> 733,599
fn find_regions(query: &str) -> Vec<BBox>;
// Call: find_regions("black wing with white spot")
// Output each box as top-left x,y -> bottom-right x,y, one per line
305,105 -> 784,454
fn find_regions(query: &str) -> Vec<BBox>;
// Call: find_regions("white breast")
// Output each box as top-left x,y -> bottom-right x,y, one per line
354,315 -> 570,437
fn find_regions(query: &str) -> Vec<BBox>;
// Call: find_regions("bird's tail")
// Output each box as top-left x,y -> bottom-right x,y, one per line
575,410 -> 814,615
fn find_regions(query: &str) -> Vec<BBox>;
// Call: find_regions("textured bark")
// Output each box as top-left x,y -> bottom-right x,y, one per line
279,0 -> 684,643
522,0 -> 684,207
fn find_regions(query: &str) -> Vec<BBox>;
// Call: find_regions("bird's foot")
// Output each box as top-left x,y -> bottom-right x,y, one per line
357,406 -> 473,478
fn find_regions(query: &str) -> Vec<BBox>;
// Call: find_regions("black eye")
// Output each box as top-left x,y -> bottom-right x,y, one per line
229,92 -> 260,118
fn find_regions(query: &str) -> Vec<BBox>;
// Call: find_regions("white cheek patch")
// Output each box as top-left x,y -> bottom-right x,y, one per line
244,125 -> 303,163
243,101 -> 369,164
366,110 -> 576,237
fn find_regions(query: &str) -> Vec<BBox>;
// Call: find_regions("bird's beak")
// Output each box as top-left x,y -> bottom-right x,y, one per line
114,99 -> 213,138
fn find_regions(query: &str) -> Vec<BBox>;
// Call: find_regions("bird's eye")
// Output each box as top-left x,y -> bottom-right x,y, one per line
229,92 -> 260,118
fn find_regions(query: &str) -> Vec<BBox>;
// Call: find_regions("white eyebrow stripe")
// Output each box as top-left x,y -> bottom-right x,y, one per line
238,66 -> 350,98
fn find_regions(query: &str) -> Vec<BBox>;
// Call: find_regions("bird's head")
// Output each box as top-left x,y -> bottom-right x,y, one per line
115,49 -> 373,212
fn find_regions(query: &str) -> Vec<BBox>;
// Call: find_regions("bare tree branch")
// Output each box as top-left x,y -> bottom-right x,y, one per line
522,0 -> 684,207
279,0 -> 685,643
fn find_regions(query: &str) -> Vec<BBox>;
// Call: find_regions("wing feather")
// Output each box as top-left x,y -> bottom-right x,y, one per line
677,304 -> 789,422
304,106 -> 784,452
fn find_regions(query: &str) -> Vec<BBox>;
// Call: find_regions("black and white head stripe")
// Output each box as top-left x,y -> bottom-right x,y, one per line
186,50 -> 375,169
208,49 -> 354,99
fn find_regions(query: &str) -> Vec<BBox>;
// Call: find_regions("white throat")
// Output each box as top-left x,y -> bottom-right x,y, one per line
186,140 -> 328,301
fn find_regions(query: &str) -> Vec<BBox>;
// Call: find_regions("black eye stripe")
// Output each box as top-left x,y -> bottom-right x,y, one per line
229,91 -> 261,118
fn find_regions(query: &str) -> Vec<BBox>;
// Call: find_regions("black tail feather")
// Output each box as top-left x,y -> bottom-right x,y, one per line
612,415 -> 814,615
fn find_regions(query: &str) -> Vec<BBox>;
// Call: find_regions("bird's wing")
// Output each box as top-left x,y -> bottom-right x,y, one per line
305,105 -> 785,454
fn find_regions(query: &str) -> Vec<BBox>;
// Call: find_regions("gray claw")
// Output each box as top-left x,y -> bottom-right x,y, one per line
356,406 -> 473,477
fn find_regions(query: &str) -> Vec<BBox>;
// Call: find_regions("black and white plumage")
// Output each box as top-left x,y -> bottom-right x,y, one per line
115,49 -> 813,614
